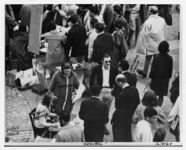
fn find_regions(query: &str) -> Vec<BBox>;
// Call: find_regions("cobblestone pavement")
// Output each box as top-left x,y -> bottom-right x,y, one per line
5,86 -> 33,142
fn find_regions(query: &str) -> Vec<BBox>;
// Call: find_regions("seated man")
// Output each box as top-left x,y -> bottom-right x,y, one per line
53,113 -> 85,142
134,107 -> 158,142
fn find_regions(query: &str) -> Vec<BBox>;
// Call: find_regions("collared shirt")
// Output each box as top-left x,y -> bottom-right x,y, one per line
122,83 -> 129,89
102,66 -> 110,87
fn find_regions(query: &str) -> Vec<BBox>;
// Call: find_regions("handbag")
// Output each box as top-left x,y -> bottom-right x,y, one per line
169,115 -> 179,135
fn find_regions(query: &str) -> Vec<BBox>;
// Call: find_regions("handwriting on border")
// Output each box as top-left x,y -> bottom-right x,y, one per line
84,142 -> 103,146
155,142 -> 173,146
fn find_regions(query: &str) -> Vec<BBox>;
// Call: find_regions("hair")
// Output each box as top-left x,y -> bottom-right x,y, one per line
89,6 -> 98,15
158,40 -> 169,54
42,93 -> 52,108
119,60 -> 129,71
142,90 -> 158,107
95,23 -> 105,33
102,53 -> 111,60
115,74 -> 127,84
61,61 -> 72,72
59,113 -> 70,126
153,128 -> 166,142
67,14 -> 78,24
45,4 -> 53,11
114,18 -> 123,29
149,6 -> 158,14
90,17 -> 98,29
144,107 -> 157,119
113,5 -> 122,15
90,85 -> 102,96
49,21 -> 56,31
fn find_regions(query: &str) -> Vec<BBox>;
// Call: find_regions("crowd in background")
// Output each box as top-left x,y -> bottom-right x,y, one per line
5,4 -> 180,142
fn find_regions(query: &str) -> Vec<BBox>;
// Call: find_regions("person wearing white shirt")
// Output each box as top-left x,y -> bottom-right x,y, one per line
134,107 -> 158,142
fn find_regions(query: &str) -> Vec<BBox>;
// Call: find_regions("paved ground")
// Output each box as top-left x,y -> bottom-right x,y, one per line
4,7 -> 180,143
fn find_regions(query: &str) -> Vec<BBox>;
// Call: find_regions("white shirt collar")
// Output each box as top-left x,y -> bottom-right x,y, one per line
102,65 -> 110,70
122,83 -> 129,89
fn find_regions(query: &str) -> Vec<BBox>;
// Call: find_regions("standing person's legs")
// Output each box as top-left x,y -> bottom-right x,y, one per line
100,88 -> 114,135
143,55 -> 153,75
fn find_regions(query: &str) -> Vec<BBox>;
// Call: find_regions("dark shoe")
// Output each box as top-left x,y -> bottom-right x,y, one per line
104,126 -> 109,135
137,69 -> 147,78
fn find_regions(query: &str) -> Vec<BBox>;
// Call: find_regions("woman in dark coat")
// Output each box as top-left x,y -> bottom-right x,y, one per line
149,41 -> 173,106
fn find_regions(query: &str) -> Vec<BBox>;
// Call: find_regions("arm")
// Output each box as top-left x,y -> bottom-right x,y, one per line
79,101 -> 85,120
169,56 -> 173,78
49,71 -> 59,92
103,104 -> 109,124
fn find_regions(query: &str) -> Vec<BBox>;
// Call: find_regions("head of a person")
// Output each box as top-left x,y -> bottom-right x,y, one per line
42,93 -> 52,108
153,128 -> 166,142
90,85 -> 102,96
114,18 -> 123,30
59,113 -> 70,126
89,6 -> 98,17
49,21 -> 56,31
118,60 -> 129,72
144,107 -> 158,124
95,23 -> 105,33
158,41 -> 169,54
148,5 -> 158,15
90,17 -> 98,29
102,53 -> 111,69
61,61 -> 72,77
67,14 -> 78,27
45,4 -> 53,11
113,5 -> 121,15
142,90 -> 158,107
115,74 -> 127,88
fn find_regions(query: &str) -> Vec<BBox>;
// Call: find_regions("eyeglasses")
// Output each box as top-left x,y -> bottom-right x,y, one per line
105,61 -> 111,64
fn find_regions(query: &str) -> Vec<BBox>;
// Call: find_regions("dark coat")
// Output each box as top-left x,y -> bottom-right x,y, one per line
111,86 -> 140,141
66,24 -> 87,57
92,32 -> 113,64
5,5 -> 17,46
111,71 -> 137,97
50,71 -> 79,115
79,96 -> 109,141
150,53 -> 173,96
90,65 -> 118,89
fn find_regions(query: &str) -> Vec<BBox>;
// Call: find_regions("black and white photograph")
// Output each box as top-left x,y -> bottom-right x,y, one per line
1,0 -> 185,149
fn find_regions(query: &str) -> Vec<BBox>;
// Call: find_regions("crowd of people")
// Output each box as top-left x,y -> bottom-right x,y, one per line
5,4 -> 180,142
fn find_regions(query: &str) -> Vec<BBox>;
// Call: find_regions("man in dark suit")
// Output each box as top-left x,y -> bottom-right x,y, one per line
66,14 -> 87,62
91,23 -> 113,64
90,53 -> 118,135
111,74 -> 140,142
112,60 -> 137,97
79,85 -> 109,142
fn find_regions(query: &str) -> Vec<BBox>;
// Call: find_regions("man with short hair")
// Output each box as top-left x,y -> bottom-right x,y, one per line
136,5 -> 167,78
134,107 -> 158,142
92,23 -> 113,64
112,60 -> 137,97
79,85 -> 109,142
53,113 -> 85,142
111,74 -> 140,141
66,14 -> 87,62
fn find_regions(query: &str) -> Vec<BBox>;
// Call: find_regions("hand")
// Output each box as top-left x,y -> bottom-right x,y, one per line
53,122 -> 60,128
13,25 -> 19,31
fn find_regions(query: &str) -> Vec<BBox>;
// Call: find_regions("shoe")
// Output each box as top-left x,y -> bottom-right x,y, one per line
137,69 -> 147,78
104,126 -> 110,135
